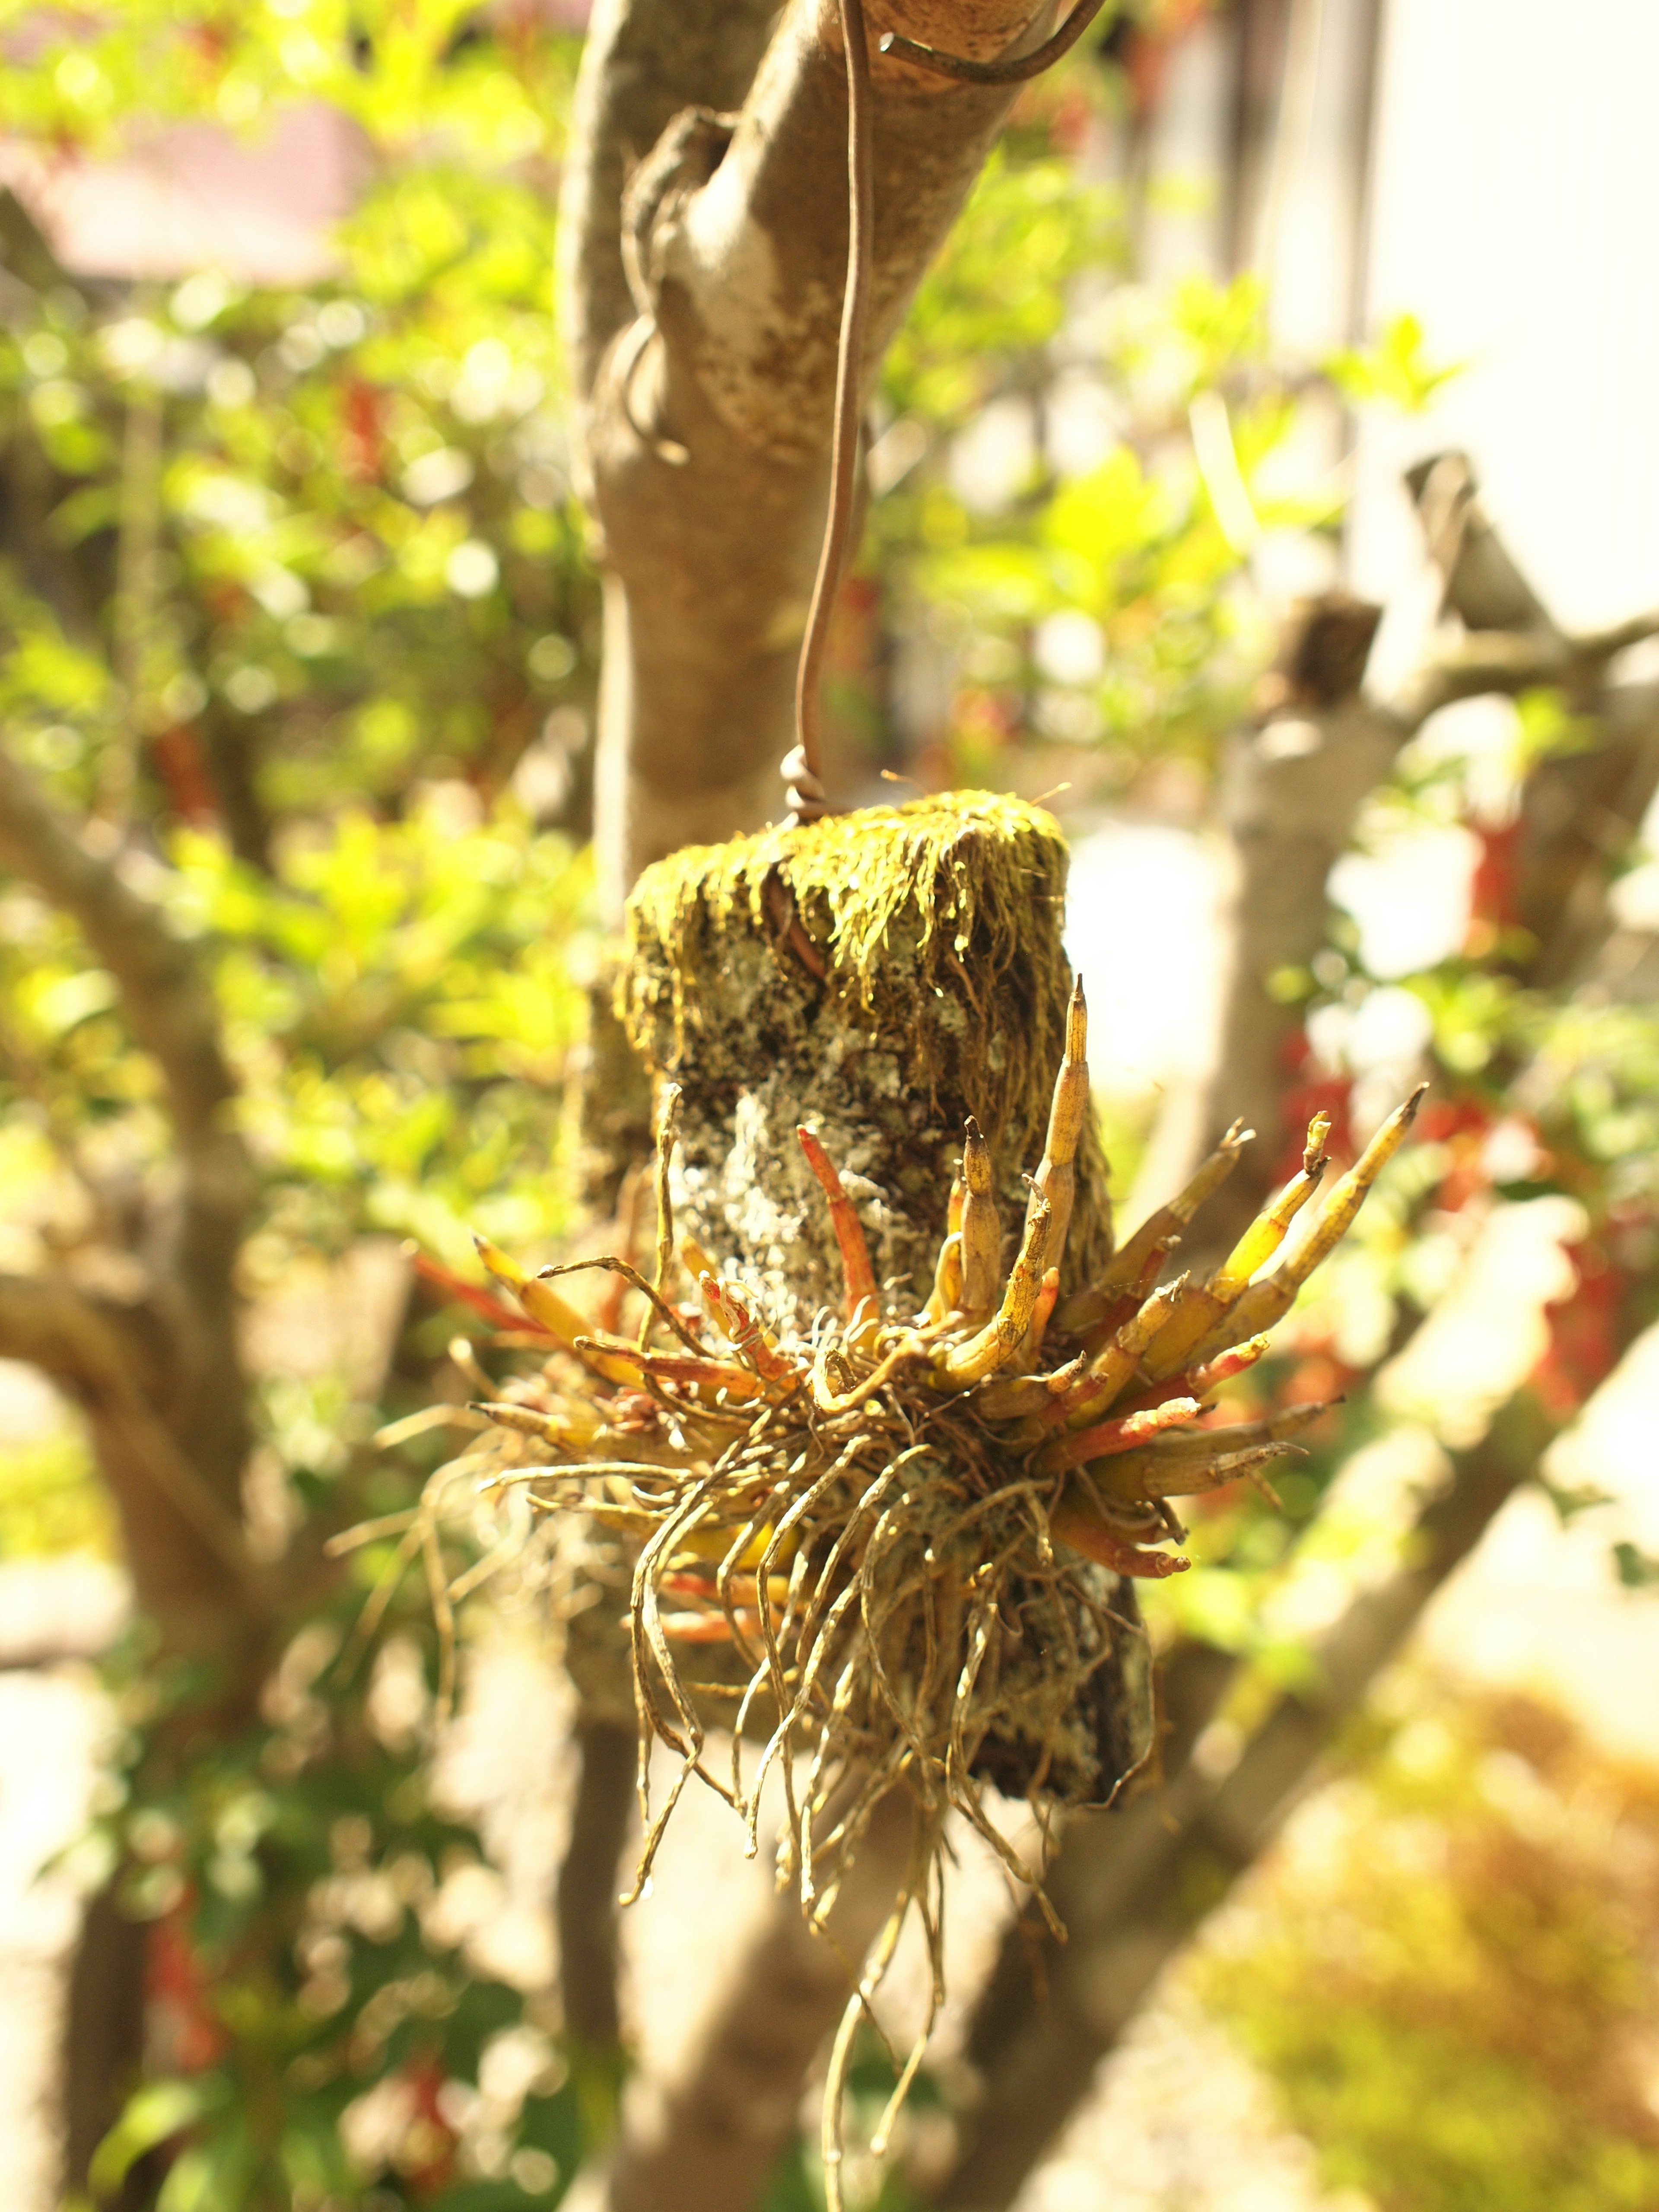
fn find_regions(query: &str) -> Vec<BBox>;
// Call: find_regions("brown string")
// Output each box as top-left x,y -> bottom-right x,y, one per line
785,0 -> 873,827
784,0 -> 1108,825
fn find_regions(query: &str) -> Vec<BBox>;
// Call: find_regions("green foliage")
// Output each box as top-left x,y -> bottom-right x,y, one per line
1197,1691 -> 1659,2212
0,1424 -> 114,1557
0,1 -> 571,168
89,1622 -> 586,2208
1325,310 -> 1460,413
177,803 -> 595,1264
0,165 -> 595,834
874,149 -> 1335,786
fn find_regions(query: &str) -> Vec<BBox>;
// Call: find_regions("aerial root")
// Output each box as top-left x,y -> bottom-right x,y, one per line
353,976 -> 1424,2204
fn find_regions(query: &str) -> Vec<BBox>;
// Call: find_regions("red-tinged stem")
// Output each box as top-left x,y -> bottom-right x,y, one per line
707,1278 -> 797,1385
1042,1398 -> 1202,1475
581,1343 -> 767,1400
1049,1499 -> 1190,1580
796,1125 -> 878,1319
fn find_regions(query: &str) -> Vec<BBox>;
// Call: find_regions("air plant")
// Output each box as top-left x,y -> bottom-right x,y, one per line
342,987 -> 1421,2203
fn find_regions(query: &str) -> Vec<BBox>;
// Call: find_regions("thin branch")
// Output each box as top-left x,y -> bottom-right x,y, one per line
557,1714 -> 637,2051
1155,454 -> 1644,1247
0,1268 -> 108,1388
933,1415 -> 1538,2210
0,1268 -> 251,1580
0,736 -> 252,1316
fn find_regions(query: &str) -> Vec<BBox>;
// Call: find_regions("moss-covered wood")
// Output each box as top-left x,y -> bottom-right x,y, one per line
618,790 -> 1112,1314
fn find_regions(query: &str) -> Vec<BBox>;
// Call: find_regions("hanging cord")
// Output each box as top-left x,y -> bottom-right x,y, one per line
879,0 -> 1109,85
783,0 -> 1108,823
783,0 -> 874,826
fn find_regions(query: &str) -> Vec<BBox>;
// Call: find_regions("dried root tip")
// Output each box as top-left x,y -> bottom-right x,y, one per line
1036,980 -> 1090,1174
796,1126 -> 879,1328
925,1230 -> 963,1324
1187,1087 -> 1427,1364
1208,1110 -> 1332,1300
1050,1491 -> 1190,1578
1139,1133 -> 1333,1382
936,1182 -> 1052,1387
1021,976 -> 1089,1349
1035,1395 -> 1202,1477
471,1400 -> 574,1443
1095,1434 -> 1309,1502
1118,1396 -> 1337,1467
1277,1087 -> 1425,1294
959,1117 -> 1000,1316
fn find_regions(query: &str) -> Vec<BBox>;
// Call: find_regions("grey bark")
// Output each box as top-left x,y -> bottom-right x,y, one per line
563,0 -> 1059,912
558,1714 -> 638,2053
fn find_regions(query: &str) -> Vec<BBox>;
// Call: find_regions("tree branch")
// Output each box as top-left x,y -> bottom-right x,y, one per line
557,1713 -> 637,2053
570,0 -> 1060,906
558,0 -> 781,413
0,737 -> 252,1481
933,1415 -> 1539,2211
0,1267 -> 109,1388
0,1266 -> 256,1643
935,475 -> 1659,2202
1157,454 -> 1649,1247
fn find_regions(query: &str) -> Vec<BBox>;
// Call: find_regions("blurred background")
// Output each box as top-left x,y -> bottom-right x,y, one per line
0,3 -> 1657,2208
